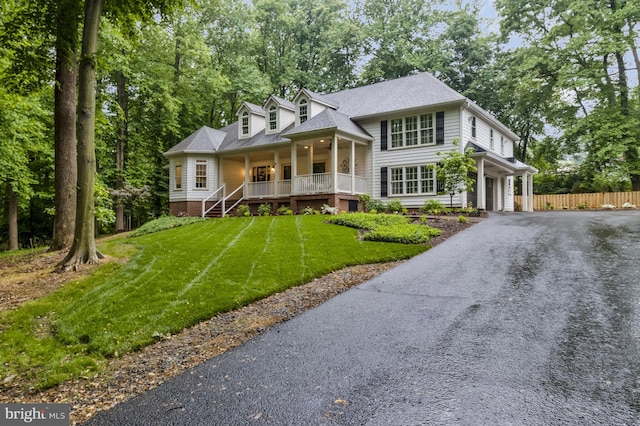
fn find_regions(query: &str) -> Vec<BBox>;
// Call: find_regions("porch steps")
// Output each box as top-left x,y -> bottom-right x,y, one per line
204,205 -> 224,218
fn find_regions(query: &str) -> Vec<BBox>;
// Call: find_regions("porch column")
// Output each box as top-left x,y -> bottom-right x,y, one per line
350,140 -> 356,194
332,135 -> 338,192
497,176 -> 503,211
308,144 -> 314,175
273,151 -> 279,196
291,143 -> 297,194
527,172 -> 534,212
521,172 -> 529,212
244,154 -> 250,186
477,158 -> 486,210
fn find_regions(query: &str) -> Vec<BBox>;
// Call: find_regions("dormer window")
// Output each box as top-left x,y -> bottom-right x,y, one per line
269,105 -> 277,131
241,111 -> 249,136
299,99 -> 308,123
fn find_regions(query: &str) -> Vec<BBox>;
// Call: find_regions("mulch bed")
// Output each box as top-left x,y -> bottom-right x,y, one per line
0,216 -> 480,425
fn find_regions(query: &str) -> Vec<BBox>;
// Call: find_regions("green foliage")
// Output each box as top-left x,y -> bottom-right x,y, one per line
437,140 -> 477,207
0,215 -> 426,388
457,215 -> 468,223
385,200 -> 407,215
328,213 -> 441,244
130,216 -> 206,237
420,199 -> 449,215
237,205 -> 251,216
302,206 -> 318,215
359,194 -> 385,212
258,203 -> 272,216
95,181 -> 115,234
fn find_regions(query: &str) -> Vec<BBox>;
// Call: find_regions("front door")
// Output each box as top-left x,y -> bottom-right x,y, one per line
486,177 -> 494,211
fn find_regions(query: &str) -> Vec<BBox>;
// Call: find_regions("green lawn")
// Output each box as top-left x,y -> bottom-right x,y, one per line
0,215 -> 430,389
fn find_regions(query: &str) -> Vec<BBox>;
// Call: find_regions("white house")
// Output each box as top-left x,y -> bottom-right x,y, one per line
164,72 -> 537,216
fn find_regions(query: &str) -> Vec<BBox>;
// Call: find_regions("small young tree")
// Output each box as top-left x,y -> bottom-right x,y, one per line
437,139 -> 477,208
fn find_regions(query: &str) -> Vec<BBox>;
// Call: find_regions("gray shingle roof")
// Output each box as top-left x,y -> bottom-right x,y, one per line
217,122 -> 293,152
165,126 -> 227,154
283,109 -> 372,140
267,95 -> 295,111
240,102 -> 266,116
323,72 -> 465,118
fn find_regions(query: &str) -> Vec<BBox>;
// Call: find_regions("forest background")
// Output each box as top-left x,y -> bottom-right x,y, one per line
1,0 -> 639,251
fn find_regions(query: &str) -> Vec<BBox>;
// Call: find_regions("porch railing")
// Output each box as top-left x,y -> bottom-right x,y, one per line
243,174 -> 367,198
336,173 -> 367,194
295,173 -> 331,194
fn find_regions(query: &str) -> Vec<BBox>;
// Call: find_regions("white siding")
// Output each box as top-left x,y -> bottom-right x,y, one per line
360,106 -> 464,208
249,113 -> 265,136
168,156 -> 187,202
279,108 -> 295,131
462,109 -> 515,158
174,155 -> 218,202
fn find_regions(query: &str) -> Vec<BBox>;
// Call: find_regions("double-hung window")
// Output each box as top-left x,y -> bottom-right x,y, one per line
195,160 -> 207,189
241,111 -> 249,136
471,116 -> 477,138
420,165 -> 435,193
420,114 -> 434,145
490,129 -> 494,150
391,118 -> 403,148
175,161 -> 182,189
389,165 -> 437,195
269,106 -> 277,131
405,117 -> 418,146
501,136 -> 505,155
299,99 -> 308,123
389,114 -> 435,148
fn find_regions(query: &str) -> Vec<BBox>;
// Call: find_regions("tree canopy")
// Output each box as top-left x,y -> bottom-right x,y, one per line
0,0 -> 638,249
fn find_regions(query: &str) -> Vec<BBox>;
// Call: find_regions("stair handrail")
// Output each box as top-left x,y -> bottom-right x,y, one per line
202,184 -> 225,217
223,183 -> 245,217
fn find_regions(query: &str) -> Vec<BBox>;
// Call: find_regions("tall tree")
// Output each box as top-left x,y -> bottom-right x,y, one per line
51,0 -> 81,250
496,0 -> 640,190
61,0 -> 105,268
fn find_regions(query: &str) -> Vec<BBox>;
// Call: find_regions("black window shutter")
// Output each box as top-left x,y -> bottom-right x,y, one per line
381,167 -> 388,197
380,120 -> 388,151
436,111 -> 445,145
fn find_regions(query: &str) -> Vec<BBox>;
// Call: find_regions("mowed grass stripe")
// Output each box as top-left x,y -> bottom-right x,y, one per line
0,215 -> 429,389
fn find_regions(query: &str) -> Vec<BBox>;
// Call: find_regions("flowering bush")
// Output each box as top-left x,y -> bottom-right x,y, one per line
302,206 -> 318,215
622,202 -> 637,209
601,204 -> 616,210
321,204 -> 339,215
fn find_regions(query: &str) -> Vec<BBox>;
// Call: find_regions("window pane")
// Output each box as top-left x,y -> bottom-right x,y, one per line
391,119 -> 403,148
406,166 -> 418,193
269,111 -> 277,130
175,162 -> 182,189
242,117 -> 249,135
420,114 -> 433,144
391,168 -> 403,194
196,161 -> 207,189
406,116 -> 417,146
421,165 -> 435,193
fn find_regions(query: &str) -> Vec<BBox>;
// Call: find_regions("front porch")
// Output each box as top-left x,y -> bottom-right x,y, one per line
204,134 -> 370,216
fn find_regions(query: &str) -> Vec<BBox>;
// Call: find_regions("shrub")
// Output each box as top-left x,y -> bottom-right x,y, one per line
386,200 -> 407,215
457,215 -> 468,223
601,204 -> 616,210
258,203 -> 272,216
321,204 -> 339,215
576,202 -> 587,210
369,209 -> 378,215
327,213 -> 440,244
359,194 -> 385,213
622,202 -> 636,209
420,199 -> 449,215
277,205 -> 293,215
544,202 -> 554,210
302,206 -> 318,215
236,205 -> 251,217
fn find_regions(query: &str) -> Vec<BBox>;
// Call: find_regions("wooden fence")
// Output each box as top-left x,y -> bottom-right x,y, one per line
515,191 -> 640,211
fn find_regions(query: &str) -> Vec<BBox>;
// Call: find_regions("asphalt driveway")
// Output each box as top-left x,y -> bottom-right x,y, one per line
84,211 -> 640,425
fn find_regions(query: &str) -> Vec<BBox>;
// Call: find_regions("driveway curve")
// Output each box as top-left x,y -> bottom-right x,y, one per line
84,211 -> 640,425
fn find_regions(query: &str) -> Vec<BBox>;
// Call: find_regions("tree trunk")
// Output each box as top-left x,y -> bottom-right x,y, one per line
115,71 -> 127,232
51,45 -> 78,251
7,183 -> 19,251
60,0 -> 104,269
